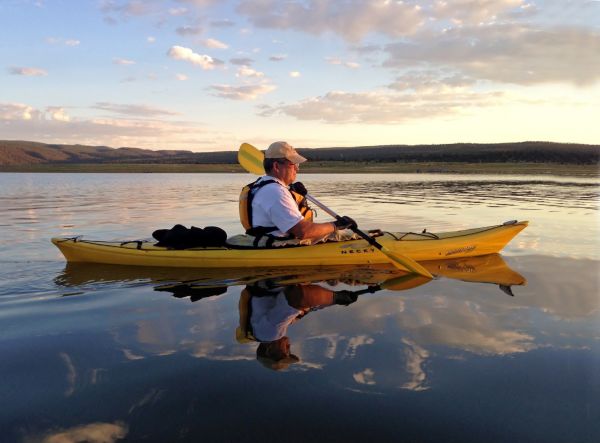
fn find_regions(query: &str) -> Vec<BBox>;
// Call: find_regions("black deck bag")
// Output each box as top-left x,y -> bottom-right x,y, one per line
155,283 -> 228,301
152,224 -> 227,249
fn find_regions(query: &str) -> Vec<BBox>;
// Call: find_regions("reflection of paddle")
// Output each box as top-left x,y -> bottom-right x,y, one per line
238,143 -> 433,279
333,273 -> 429,305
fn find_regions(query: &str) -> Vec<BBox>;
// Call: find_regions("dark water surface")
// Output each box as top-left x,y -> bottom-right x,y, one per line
1,173 -> 599,443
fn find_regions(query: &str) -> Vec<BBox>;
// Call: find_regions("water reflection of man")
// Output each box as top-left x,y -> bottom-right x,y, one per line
238,283 -> 359,371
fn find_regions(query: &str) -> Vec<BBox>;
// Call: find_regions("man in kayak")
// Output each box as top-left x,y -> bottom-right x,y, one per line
242,141 -> 356,244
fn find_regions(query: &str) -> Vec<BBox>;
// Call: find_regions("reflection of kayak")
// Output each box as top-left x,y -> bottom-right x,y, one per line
52,221 -> 527,268
56,253 -> 525,291
423,253 -> 526,286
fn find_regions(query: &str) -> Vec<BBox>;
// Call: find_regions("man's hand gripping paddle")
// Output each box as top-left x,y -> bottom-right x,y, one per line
237,143 -> 433,279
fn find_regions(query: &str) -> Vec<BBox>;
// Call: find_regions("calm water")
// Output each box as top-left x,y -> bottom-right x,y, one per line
1,173 -> 599,443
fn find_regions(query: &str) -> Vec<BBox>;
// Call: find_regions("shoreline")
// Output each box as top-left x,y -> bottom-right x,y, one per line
0,162 -> 598,177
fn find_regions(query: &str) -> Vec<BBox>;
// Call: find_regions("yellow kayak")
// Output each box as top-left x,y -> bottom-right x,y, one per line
52,220 -> 528,268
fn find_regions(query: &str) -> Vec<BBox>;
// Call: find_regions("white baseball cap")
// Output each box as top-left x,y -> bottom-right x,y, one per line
265,141 -> 307,164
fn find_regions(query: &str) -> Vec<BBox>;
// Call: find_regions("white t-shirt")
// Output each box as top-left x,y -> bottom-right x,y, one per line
251,176 -> 303,237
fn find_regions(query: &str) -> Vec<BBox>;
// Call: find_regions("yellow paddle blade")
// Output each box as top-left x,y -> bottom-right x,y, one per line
380,246 -> 433,279
238,143 -> 265,175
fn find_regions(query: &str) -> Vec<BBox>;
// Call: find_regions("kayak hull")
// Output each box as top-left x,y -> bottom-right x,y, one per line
52,221 -> 528,268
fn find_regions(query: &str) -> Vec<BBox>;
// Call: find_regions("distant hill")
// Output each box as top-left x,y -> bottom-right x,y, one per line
1,140 -> 599,166
0,140 -> 193,166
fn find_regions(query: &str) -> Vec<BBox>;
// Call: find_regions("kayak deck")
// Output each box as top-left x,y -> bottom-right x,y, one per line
52,221 -> 528,268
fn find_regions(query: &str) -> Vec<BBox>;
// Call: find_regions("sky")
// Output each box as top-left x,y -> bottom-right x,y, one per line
1,0 -> 599,152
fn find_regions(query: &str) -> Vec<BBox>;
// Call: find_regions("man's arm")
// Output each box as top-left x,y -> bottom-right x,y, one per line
288,219 -> 336,240
289,215 -> 358,240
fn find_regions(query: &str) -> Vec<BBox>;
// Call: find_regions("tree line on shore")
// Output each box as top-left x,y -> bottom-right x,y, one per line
1,140 -> 598,166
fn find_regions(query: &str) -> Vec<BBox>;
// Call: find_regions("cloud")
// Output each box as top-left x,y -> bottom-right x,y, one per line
46,37 -> 80,46
512,256 -> 600,320
325,57 -> 360,69
113,58 -> 135,65
431,0 -> 525,25
0,102 -> 223,150
209,83 -> 276,100
0,103 -> 71,122
423,323 -> 535,355
175,73 -> 188,81
399,296 -> 537,356
236,0 -> 536,42
147,36 -> 156,43
99,0 -> 157,19
167,45 -> 220,69
169,7 -> 188,15
350,44 -> 382,55
384,24 -> 600,86
237,0 -> 425,42
93,102 -> 180,117
35,421 -> 128,443
400,339 -> 430,391
388,70 -> 477,92
123,349 -> 144,360
9,66 -> 48,76
0,103 -> 40,120
230,57 -> 254,66
1,113 -> 200,147
289,71 -> 301,78
202,38 -> 229,49
46,107 -> 71,122
259,88 -> 503,124
103,16 -> 118,25
344,335 -> 375,359
236,66 -> 264,78
523,0 -> 600,27
233,0 -> 599,88
60,352 -> 77,396
176,25 -> 203,35
211,19 -> 235,27
353,368 -> 376,385
269,54 -> 287,62
176,0 -> 220,7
